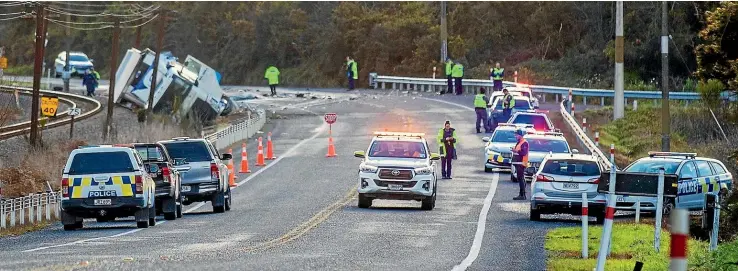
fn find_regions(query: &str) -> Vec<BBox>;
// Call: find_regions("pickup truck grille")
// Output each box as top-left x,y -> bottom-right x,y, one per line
378,169 -> 414,180
500,152 -> 512,159
374,180 -> 417,188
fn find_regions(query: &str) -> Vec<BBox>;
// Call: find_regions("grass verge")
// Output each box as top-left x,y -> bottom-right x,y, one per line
0,221 -> 53,238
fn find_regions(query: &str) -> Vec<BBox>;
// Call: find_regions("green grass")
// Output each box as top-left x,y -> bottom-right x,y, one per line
546,223 -> 709,271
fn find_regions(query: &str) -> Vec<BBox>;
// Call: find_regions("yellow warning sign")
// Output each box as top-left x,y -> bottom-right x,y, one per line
0,57 -> 7,69
40,96 -> 59,117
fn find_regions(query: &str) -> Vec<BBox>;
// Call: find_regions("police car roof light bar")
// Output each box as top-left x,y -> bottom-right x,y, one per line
647,151 -> 697,159
527,131 -> 564,136
172,136 -> 190,141
498,123 -> 534,128
373,132 -> 425,138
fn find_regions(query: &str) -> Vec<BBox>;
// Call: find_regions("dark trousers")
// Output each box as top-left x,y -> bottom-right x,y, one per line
493,80 -> 503,92
441,156 -> 453,177
515,164 -> 526,194
502,108 -> 512,121
475,108 -> 490,132
348,77 -> 355,90
269,84 -> 277,95
454,77 -> 462,95
85,86 -> 95,97
446,75 -> 453,94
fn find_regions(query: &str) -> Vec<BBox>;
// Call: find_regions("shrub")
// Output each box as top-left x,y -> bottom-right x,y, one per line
697,79 -> 725,109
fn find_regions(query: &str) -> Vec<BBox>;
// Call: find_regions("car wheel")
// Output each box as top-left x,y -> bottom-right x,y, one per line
662,198 -> 674,216
358,194 -> 372,208
148,204 -> 157,226
176,194 -> 183,218
421,193 -> 436,210
484,167 -> 492,173
135,207 -> 149,228
529,208 -> 541,221
163,198 -> 177,220
595,209 -> 606,225
213,190 -> 226,213
225,188 -> 232,211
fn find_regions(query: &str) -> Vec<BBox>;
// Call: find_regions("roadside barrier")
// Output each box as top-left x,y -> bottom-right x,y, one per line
581,192 -> 589,259
595,144 -> 618,271
326,131 -> 337,158
227,149 -> 236,187
0,192 -> 61,229
256,137 -> 266,166
669,209 -> 689,271
266,132 -> 276,160
204,109 -> 267,151
239,142 -> 251,173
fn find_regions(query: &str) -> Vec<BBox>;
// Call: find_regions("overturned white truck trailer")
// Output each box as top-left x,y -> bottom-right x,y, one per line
113,48 -> 235,122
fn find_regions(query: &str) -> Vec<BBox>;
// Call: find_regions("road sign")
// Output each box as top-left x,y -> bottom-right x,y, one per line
324,113 -> 337,124
68,108 -> 81,116
0,57 -> 7,69
40,96 -> 59,117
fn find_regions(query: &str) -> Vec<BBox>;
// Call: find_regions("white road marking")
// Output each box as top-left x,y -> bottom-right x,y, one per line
22,220 -> 167,253
451,173 -> 500,271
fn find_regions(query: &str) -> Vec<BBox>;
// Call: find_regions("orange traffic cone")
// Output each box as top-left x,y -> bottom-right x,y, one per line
255,137 -> 266,166
227,149 -> 236,187
266,132 -> 276,160
326,132 -> 337,158
239,142 -> 251,173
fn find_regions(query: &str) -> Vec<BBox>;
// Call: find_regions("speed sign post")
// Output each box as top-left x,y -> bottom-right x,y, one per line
68,107 -> 81,139
40,96 -> 59,117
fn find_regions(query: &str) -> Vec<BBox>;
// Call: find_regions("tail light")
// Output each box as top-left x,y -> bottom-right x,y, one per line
588,178 -> 600,184
161,167 -> 171,183
536,175 -> 554,182
61,178 -> 69,198
210,163 -> 219,181
135,175 -> 143,194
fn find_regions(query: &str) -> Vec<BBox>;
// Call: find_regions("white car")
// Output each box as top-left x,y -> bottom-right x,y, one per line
482,123 -> 535,172
507,111 -> 557,132
54,51 -> 94,78
505,86 -> 540,109
530,153 -> 607,223
510,131 -> 576,182
353,132 -> 441,210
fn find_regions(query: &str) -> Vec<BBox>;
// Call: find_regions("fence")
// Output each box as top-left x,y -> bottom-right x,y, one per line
204,108 -> 267,150
559,99 -> 614,171
1,192 -> 61,229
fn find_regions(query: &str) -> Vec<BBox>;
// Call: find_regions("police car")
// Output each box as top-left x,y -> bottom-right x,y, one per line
507,110 -> 557,132
621,152 -> 733,214
482,123 -> 535,172
511,131 -> 576,182
353,132 -> 441,210
488,95 -> 535,130
505,86 -> 539,109
60,145 -> 157,230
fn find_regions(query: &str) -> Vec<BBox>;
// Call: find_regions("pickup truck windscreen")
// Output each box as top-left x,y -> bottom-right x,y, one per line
69,152 -> 134,175
135,146 -> 166,162
162,142 -> 212,162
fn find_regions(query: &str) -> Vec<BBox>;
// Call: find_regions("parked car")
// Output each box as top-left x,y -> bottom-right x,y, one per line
54,51 -> 94,78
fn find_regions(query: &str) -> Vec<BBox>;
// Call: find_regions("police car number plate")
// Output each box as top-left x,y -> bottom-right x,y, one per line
94,199 -> 112,206
181,186 -> 191,192
388,184 -> 403,191
563,183 -> 579,189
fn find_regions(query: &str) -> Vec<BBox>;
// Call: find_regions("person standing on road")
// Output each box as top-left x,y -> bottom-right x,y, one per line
511,128 -> 529,200
437,120 -> 458,179
452,62 -> 464,95
474,88 -> 491,133
346,56 -> 358,91
502,88 -> 515,120
265,65 -> 280,96
490,62 -> 504,92
82,70 -> 97,97
443,58 -> 453,95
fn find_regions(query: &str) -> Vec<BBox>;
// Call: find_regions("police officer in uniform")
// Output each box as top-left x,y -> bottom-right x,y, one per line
490,63 -> 504,92
502,88 -> 515,120
474,88 -> 490,133
451,62 -> 464,95
265,65 -> 280,96
443,58 -> 453,94
346,56 -> 358,91
511,128 -> 529,200
437,120 -> 458,179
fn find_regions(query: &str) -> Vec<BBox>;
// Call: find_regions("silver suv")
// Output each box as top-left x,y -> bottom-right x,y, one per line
158,137 -> 233,213
530,153 -> 606,223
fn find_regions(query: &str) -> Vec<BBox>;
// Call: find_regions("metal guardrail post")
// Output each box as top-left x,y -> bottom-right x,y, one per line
1,202 -> 6,229
54,193 -> 60,219
655,168 -> 665,252
45,194 -> 51,221
36,194 -> 42,222
10,199 -> 16,227
20,197 -> 25,225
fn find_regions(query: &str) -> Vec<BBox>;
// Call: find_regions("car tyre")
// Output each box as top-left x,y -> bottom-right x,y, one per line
135,207 -> 149,229
224,187 -> 232,211
163,198 -> 177,220
148,203 -> 156,226
421,193 -> 436,210
595,209 -> 606,225
213,190 -> 226,213
484,167 -> 492,173
358,194 -> 372,209
176,194 -> 183,218
529,208 -> 541,221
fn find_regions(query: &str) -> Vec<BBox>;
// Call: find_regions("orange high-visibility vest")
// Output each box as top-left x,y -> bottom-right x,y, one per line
513,138 -> 529,167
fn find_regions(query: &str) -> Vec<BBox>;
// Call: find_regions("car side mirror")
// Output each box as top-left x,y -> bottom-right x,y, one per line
572,149 -> 579,154
354,151 -> 365,158
430,153 -> 441,161
482,137 -> 491,142
174,158 -> 187,166
221,153 -> 232,160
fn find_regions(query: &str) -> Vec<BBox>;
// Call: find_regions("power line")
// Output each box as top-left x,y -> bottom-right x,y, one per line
120,13 -> 159,29
42,12 -> 156,25
0,1 -> 28,7
0,11 -> 26,16
0,14 -> 27,21
44,18 -> 113,31
45,5 -> 159,18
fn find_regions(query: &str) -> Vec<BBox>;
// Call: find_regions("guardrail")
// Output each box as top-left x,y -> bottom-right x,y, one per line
204,108 -> 267,150
369,74 -> 706,102
559,99 -> 614,171
1,192 -> 61,229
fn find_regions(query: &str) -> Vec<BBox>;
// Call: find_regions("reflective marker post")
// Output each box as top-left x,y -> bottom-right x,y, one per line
710,193 -> 720,251
655,168 -> 665,252
595,144 -> 617,271
669,209 -> 689,271
582,192 -> 589,259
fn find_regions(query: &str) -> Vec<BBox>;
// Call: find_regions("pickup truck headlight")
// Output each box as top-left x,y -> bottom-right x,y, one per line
359,164 -> 378,173
486,149 -> 499,156
414,166 -> 433,175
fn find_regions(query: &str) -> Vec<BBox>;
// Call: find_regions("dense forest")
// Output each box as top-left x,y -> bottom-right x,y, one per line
0,1 -> 736,90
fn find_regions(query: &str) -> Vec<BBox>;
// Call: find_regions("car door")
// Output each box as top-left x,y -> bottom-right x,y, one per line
709,161 -> 732,193
676,161 -> 699,209
694,160 -> 716,210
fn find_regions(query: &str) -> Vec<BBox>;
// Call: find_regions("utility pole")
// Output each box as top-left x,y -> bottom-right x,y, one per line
613,1 -> 624,120
30,3 -> 46,146
104,18 -> 120,141
63,1 -> 71,93
135,26 -> 142,49
440,1 -> 448,62
147,11 -> 166,120
661,1 -> 670,151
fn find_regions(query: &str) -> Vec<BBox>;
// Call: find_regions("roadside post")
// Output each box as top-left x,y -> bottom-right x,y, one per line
595,144 -> 617,271
669,209 -> 689,271
635,198 -> 641,223
581,192 -> 588,259
704,193 -> 720,251
654,168 -> 665,252
68,107 -> 80,139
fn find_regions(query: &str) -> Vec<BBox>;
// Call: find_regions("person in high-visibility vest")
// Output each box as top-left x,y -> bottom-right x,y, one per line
490,62 -> 504,92
502,88 -> 516,120
473,88 -> 491,133
511,128 -> 529,200
346,56 -> 358,91
443,58 -> 453,95
264,65 -> 280,96
82,70 -> 98,97
451,62 -> 464,95
437,120 -> 458,179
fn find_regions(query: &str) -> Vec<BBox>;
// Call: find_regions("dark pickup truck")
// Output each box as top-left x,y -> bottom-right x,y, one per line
118,143 -> 183,220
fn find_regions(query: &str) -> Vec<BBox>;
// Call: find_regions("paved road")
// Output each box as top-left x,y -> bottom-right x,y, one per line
0,90 -> 602,270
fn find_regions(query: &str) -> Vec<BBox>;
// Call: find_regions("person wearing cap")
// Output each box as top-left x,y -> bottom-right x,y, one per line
443,58 -> 453,94
490,62 -> 504,92
473,87 -> 491,133
437,120 -> 458,179
511,128 -> 529,200
502,88 -> 515,120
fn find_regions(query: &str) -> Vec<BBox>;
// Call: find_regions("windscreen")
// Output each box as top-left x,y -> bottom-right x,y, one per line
528,139 -> 569,153
70,55 -> 89,62
624,159 -> 680,174
541,160 -> 600,176
135,146 -> 165,162
492,130 -> 517,143
369,141 -> 427,159
69,152 -> 133,175
494,99 -> 531,110
511,91 -> 531,98
511,115 -> 550,131
161,142 -> 212,162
